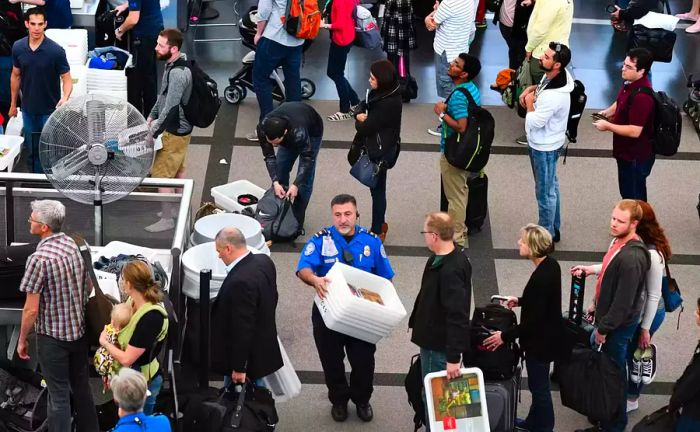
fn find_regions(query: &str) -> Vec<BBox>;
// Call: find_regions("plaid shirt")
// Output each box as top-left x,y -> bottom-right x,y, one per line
20,233 -> 90,341
381,0 -> 417,55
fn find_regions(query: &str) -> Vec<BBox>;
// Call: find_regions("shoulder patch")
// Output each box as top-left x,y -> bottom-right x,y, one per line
380,244 -> 387,258
304,242 -> 316,256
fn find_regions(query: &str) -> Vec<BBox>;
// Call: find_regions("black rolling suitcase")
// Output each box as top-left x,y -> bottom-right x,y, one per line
485,367 -> 521,432
466,172 -> 488,235
0,244 -> 35,301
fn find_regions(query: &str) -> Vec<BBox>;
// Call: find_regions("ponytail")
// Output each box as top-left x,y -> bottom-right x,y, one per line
143,282 -> 163,304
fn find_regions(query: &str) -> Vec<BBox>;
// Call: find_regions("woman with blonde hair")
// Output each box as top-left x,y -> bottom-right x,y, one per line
484,224 -> 564,432
99,260 -> 169,415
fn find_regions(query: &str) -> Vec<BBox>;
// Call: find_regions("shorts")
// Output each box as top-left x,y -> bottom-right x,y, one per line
151,132 -> 191,178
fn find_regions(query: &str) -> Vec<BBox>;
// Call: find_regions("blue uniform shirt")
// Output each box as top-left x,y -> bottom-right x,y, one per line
297,225 -> 394,279
45,0 -> 73,29
128,0 -> 164,38
112,412 -> 171,431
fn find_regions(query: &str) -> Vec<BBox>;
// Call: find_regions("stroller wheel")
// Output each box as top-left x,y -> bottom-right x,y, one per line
224,85 -> 245,104
300,78 -> 316,100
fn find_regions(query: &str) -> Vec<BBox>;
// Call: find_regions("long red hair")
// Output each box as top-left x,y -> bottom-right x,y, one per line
635,200 -> 672,260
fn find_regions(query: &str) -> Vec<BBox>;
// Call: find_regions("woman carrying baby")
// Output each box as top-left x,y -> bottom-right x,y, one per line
99,260 -> 169,415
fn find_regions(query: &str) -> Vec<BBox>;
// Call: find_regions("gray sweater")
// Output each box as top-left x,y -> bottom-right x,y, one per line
149,53 -> 193,137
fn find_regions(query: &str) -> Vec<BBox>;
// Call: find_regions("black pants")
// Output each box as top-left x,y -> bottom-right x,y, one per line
370,168 -> 387,235
498,23 -> 527,70
312,305 -> 376,405
37,334 -> 99,432
128,35 -> 158,117
387,51 -> 411,77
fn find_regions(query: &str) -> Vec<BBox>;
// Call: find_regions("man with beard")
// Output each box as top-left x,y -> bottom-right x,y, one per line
296,194 -> 394,423
571,199 -> 651,432
145,28 -> 192,233
519,42 -> 573,243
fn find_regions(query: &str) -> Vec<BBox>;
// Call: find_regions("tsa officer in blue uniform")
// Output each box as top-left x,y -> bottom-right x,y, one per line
297,194 -> 394,424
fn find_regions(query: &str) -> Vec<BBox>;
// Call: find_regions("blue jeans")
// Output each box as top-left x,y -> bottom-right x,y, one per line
327,42 -> 359,113
420,348 -> 448,432
252,37 -> 303,122
369,168 -> 387,235
616,156 -> 655,201
627,307 -> 665,397
677,414 -> 700,431
434,51 -> 454,99
594,321 -> 639,432
523,358 -> 554,432
22,112 -> 51,173
143,373 -> 163,415
275,135 -> 322,227
528,147 -> 561,237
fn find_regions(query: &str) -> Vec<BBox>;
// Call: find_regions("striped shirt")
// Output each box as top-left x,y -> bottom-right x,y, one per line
433,0 -> 475,60
441,81 -> 481,152
20,233 -> 90,342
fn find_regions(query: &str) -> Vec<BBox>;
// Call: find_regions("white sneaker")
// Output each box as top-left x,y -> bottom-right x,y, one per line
427,124 -> 442,136
641,344 -> 657,385
626,399 -> 639,413
630,348 -> 643,384
246,131 -> 259,141
145,218 -> 175,233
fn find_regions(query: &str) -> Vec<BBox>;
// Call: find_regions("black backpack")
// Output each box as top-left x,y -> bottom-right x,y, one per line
254,188 -> 301,243
628,87 -> 682,157
404,354 -> 425,432
566,79 -> 587,144
443,87 -> 495,172
0,3 -> 25,57
469,303 -> 521,380
171,59 -> 221,128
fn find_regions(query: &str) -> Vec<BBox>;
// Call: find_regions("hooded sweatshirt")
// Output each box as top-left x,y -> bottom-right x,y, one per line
525,0 -> 574,58
525,68 -> 574,151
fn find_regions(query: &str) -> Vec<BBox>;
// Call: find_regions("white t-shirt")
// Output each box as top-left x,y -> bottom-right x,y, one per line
433,0 -> 474,60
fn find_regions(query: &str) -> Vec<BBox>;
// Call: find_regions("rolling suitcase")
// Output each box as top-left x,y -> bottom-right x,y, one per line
484,367 -> 520,432
0,244 -> 35,300
466,172 -> 488,235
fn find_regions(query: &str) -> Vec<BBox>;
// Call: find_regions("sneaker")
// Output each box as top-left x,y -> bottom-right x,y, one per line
246,131 -> 259,141
626,398 -> 639,413
145,218 -> 175,233
575,427 -> 603,432
515,134 -> 528,145
327,111 -> 353,121
641,343 -> 657,384
475,19 -> 487,28
630,348 -> 643,384
553,229 -> 561,243
427,124 -> 442,136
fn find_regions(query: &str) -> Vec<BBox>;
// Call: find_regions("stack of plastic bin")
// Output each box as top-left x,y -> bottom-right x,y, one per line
86,55 -> 132,101
46,29 -> 88,99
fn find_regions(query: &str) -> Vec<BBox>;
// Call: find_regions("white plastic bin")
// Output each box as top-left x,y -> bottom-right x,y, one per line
192,213 -> 266,250
261,338 -> 302,402
86,55 -> 132,92
46,29 -> 88,65
0,136 -> 24,173
211,180 -> 266,213
314,296 -> 387,344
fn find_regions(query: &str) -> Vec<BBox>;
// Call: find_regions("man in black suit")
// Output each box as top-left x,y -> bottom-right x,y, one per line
211,227 -> 283,385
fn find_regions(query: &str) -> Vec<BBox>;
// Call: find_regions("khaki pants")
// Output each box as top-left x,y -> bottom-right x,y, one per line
439,154 -> 467,245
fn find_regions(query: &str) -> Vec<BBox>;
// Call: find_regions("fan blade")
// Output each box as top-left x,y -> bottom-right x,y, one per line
50,145 -> 89,180
118,125 -> 152,157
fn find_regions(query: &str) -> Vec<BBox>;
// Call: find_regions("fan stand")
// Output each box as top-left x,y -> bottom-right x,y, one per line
91,173 -> 105,247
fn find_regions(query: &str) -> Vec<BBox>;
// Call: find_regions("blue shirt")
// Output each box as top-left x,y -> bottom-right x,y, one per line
128,0 -> 164,38
12,36 -> 70,115
297,225 -> 394,279
45,0 -> 73,29
113,412 -> 171,431
257,0 -> 305,47
440,81 -> 481,152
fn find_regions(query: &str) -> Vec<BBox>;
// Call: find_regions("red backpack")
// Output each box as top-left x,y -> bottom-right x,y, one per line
283,0 -> 321,40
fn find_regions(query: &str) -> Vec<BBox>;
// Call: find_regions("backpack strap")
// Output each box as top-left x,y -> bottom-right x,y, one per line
442,86 -> 476,140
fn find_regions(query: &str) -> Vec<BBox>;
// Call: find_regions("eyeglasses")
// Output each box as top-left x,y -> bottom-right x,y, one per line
27,218 -> 45,225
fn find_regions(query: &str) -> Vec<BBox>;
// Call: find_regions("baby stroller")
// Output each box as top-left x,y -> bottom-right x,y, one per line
223,7 -> 316,104
683,74 -> 700,133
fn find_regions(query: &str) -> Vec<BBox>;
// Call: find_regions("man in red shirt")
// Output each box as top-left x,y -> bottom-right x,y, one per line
593,48 -> 655,201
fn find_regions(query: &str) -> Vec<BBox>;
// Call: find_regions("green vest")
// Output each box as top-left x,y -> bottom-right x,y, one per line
116,300 -> 168,381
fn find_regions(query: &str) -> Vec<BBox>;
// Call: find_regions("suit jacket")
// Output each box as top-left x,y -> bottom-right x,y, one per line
211,253 -> 283,379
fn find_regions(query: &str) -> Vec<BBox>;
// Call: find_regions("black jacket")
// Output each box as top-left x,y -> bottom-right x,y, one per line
354,84 -> 402,163
501,256 -> 566,362
210,253 -> 283,379
670,341 -> 700,419
409,248 -> 472,363
619,0 -> 664,23
257,102 -> 324,187
595,240 -> 650,335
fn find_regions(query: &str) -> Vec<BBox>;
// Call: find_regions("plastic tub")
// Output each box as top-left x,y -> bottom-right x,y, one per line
314,295 -> 388,344
193,213 -> 265,249
0,136 -> 24,173
211,180 -> 266,213
261,338 -> 301,402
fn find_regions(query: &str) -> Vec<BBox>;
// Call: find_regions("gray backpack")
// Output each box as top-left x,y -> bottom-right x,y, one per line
254,188 -> 300,243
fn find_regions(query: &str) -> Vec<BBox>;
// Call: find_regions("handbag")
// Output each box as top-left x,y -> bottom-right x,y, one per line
348,133 -> 363,166
223,381 -> 278,431
631,405 -> 679,432
628,24 -> 676,63
662,261 -> 683,312
76,238 -> 118,347
350,151 -> 381,188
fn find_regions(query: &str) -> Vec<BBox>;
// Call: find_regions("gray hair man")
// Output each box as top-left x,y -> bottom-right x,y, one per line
110,368 -> 171,431
19,200 -> 100,431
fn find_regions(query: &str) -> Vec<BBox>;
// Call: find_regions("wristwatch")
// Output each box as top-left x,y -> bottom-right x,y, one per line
116,27 -> 123,35
439,112 -> 446,121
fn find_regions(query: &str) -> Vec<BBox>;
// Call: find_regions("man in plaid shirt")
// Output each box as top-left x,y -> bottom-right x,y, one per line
18,200 -> 98,431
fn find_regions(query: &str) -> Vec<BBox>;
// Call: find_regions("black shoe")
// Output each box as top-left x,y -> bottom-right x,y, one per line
356,403 -> 373,422
553,229 -> 561,243
331,403 -> 348,422
575,426 -> 602,432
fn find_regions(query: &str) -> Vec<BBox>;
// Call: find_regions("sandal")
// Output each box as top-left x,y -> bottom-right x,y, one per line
676,12 -> 699,21
327,112 -> 353,121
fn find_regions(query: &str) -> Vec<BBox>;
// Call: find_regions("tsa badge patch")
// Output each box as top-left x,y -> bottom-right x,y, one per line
363,245 -> 371,257
304,242 -> 316,256
380,245 -> 387,258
